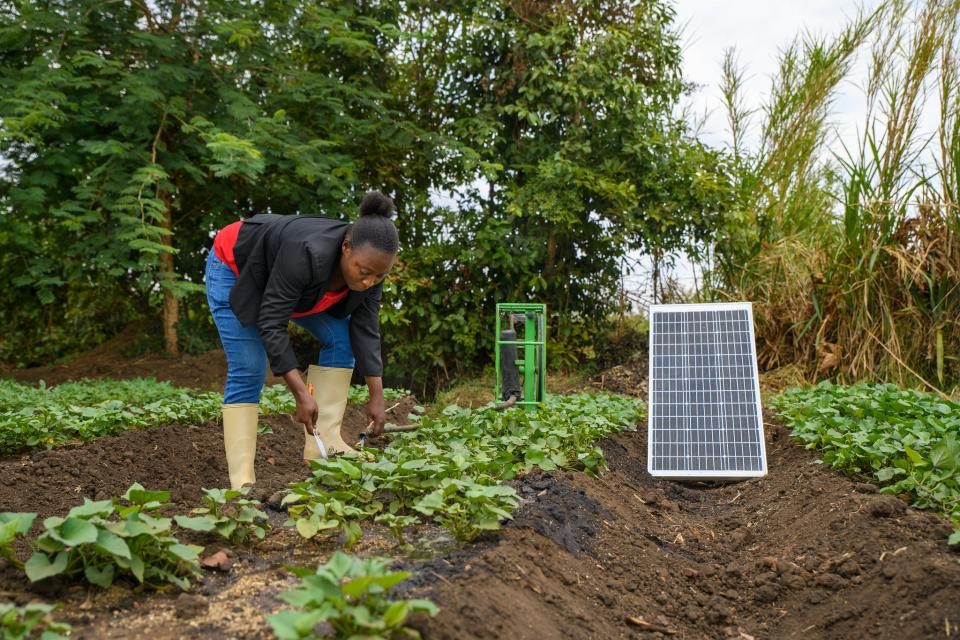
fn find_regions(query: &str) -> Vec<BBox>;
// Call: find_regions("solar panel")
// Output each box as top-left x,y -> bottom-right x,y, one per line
647,302 -> 767,480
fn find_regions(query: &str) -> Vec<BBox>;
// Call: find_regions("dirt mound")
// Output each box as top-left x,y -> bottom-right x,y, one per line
590,347 -> 647,398
0,324 -> 365,393
510,472 -> 610,557
589,341 -> 811,397
590,363 -> 647,397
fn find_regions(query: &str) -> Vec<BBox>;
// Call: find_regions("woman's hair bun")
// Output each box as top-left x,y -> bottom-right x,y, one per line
358,191 -> 396,219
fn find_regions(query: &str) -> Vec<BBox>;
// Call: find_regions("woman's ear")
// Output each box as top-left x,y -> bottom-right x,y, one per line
341,240 -> 352,257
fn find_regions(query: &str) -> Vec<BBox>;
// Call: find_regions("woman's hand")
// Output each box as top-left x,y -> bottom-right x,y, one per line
297,393 -> 319,434
283,369 -> 318,433
365,375 -> 386,436
365,397 -> 385,436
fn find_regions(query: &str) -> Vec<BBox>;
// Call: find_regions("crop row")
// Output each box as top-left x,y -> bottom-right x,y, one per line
285,393 -> 643,545
0,378 -> 408,454
772,381 -> 960,543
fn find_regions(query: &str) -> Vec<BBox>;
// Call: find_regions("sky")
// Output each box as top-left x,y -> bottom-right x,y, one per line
672,0 -> 885,153
622,0 -> 892,306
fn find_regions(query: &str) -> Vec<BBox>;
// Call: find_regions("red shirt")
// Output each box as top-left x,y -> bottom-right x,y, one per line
214,220 -> 348,317
289,288 -> 350,318
213,220 -> 243,276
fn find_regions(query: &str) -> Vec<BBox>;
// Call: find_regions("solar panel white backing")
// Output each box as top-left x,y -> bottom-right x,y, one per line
647,302 -> 767,480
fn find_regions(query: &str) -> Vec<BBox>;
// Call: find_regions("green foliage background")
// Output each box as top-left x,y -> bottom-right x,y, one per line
0,1 -> 730,392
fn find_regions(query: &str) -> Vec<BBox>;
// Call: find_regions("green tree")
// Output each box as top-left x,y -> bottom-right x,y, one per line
0,0 -> 416,364
2,0 -> 727,394
381,0 -> 727,388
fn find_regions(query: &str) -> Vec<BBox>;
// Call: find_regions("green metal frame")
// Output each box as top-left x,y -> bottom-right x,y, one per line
495,302 -> 547,411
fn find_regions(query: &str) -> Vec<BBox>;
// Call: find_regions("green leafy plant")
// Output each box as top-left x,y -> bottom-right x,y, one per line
773,382 -> 960,534
266,551 -> 437,640
174,487 -> 269,544
412,479 -> 517,542
284,489 -> 371,550
0,512 -> 36,570
0,379 -> 411,454
0,378 -> 220,453
284,393 -> 642,545
258,384 -> 298,416
23,483 -> 203,590
373,513 -> 420,548
0,602 -> 71,640
261,384 -> 411,414
347,386 -> 411,406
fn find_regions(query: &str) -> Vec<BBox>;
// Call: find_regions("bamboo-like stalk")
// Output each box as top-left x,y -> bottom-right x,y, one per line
712,0 -> 960,392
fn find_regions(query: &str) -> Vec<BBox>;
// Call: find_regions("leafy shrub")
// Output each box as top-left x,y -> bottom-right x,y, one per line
175,487 -> 269,543
0,602 -> 71,640
773,382 -> 960,535
266,551 -> 437,640
23,483 -> 202,590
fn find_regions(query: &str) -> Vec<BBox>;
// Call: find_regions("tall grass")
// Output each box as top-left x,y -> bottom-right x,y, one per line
711,0 -> 960,394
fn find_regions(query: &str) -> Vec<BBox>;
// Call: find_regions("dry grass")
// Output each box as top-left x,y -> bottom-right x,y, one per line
712,0 -> 960,394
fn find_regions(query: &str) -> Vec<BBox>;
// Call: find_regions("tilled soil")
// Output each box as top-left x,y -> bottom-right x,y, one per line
0,410 -> 956,638
0,359 -> 958,638
405,416 -> 960,640
0,324 -> 252,392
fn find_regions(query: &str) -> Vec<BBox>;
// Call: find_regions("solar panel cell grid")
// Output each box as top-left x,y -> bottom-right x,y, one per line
648,304 -> 767,478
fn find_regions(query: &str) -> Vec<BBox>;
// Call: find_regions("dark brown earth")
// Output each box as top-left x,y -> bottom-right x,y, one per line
405,417 -> 960,639
0,352 -> 958,639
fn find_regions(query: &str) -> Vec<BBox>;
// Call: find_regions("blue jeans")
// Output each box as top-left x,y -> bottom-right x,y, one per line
205,249 -> 355,404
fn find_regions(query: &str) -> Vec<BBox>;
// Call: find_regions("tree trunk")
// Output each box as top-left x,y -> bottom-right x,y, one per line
150,110 -> 178,358
652,251 -> 660,305
159,196 -> 180,357
161,259 -> 179,357
545,227 -> 557,276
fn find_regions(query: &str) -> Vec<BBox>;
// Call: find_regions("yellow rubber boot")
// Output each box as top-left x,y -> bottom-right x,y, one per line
304,365 -> 356,460
222,403 -> 258,489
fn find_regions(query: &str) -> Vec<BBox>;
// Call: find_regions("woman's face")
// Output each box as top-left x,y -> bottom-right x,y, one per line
339,241 -> 396,291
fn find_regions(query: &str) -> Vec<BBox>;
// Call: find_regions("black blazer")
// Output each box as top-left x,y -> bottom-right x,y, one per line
227,213 -> 383,377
